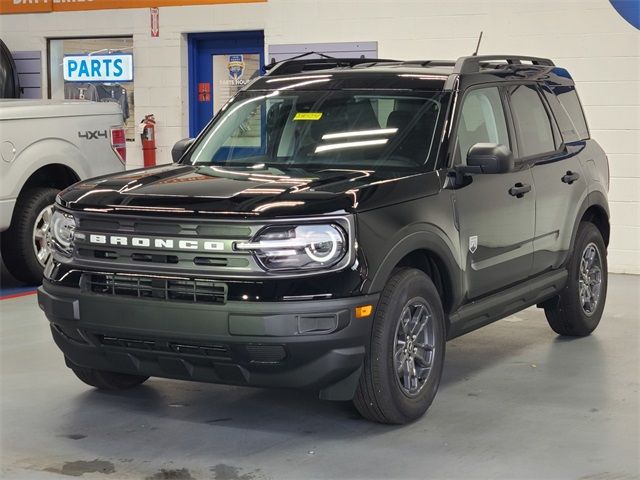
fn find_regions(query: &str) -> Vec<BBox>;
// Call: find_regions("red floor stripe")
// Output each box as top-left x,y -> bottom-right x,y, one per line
0,290 -> 37,300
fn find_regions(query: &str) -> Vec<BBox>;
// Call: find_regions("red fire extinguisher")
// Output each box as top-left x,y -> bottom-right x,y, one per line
140,114 -> 156,167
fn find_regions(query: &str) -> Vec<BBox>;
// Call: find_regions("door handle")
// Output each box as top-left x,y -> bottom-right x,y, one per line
562,171 -> 581,184
508,182 -> 531,198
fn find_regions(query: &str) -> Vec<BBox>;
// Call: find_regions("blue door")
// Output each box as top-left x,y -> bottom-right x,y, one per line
188,31 -> 265,137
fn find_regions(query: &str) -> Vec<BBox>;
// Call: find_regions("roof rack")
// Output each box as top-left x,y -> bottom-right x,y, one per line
264,53 -> 398,76
393,60 -> 456,68
453,55 -> 555,74
263,53 -> 555,77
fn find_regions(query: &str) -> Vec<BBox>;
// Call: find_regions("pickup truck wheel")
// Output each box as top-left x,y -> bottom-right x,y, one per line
1,187 -> 59,284
70,365 -> 149,390
544,222 -> 608,336
353,268 -> 445,424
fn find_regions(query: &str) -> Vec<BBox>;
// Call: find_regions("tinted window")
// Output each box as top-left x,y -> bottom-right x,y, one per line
190,90 -> 445,170
556,88 -> 589,140
541,87 -> 580,143
509,84 -> 555,157
455,87 -> 510,164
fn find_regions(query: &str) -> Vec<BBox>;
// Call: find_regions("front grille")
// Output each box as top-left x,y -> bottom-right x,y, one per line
97,334 -> 231,359
84,273 -> 227,304
72,214 -> 258,275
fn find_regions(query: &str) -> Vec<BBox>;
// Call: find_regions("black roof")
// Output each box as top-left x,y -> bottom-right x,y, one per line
249,54 -> 571,92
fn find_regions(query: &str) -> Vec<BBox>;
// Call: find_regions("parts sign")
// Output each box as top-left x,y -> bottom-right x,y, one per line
63,54 -> 133,82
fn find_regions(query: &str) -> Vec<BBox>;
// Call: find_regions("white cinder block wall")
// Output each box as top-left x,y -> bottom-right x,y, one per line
1,0 -> 638,273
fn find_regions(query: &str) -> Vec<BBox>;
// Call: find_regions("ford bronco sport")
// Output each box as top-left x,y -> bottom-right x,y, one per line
38,55 -> 610,424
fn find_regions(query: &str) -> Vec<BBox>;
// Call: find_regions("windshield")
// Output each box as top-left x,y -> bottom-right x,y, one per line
188,90 -> 446,170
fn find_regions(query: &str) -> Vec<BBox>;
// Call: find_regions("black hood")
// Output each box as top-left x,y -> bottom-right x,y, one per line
58,164 -> 441,218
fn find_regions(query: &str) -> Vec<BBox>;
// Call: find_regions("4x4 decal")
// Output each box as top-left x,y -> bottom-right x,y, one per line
78,130 -> 108,140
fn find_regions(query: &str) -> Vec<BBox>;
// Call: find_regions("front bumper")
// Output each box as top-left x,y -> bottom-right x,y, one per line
38,280 -> 378,400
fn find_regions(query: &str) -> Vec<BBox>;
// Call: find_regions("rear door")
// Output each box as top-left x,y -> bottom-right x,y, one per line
508,83 -> 588,273
452,85 -> 536,300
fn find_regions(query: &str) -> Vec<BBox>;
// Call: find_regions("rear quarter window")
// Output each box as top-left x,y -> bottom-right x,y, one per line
508,84 -> 556,158
556,88 -> 590,140
541,86 -> 580,143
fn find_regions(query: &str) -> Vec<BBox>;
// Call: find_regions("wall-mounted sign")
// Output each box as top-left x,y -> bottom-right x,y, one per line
212,53 -> 260,113
63,54 -> 134,82
198,82 -> 211,102
0,0 -> 265,14
150,7 -> 159,37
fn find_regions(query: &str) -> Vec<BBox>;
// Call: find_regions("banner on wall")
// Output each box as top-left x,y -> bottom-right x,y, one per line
0,0 -> 265,14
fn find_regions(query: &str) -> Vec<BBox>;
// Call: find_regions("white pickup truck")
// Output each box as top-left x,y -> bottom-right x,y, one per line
0,99 -> 127,284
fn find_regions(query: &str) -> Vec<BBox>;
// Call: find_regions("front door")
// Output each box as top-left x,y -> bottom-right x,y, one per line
189,31 -> 264,137
452,86 -> 536,299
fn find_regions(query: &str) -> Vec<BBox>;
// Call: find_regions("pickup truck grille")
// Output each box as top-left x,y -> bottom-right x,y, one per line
83,273 -> 227,304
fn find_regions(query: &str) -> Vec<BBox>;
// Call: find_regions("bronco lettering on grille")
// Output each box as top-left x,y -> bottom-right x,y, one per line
88,234 -> 224,251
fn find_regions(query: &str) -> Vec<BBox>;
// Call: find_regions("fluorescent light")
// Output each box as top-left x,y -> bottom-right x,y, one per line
315,139 -> 388,153
322,128 -> 398,140
398,74 -> 447,80
266,74 -> 332,83
279,78 -> 332,91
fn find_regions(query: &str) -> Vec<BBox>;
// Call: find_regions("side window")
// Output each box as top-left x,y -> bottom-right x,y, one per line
556,88 -> 589,140
542,86 -> 580,143
455,87 -> 510,165
509,84 -> 556,157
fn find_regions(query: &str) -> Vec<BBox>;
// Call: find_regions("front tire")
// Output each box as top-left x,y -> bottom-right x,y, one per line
1,187 -> 59,284
354,268 -> 446,424
70,365 -> 149,390
544,222 -> 608,336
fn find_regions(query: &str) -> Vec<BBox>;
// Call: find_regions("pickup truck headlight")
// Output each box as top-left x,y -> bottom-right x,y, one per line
237,224 -> 347,272
50,210 -> 76,254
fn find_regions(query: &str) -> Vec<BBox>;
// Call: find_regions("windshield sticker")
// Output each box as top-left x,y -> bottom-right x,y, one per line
294,112 -> 323,121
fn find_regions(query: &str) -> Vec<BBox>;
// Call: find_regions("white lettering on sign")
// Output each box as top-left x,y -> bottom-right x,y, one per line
63,54 -> 133,82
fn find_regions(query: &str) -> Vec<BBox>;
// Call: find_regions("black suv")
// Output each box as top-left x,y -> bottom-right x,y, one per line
39,55 -> 610,424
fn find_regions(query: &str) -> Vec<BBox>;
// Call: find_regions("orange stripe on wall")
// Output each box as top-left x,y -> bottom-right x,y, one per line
0,0 -> 265,15
0,1 -> 51,14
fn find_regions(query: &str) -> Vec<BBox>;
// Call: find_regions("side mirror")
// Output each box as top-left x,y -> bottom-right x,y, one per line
465,143 -> 514,174
171,138 -> 195,163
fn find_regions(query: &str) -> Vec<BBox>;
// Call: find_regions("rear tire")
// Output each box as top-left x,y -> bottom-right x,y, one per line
1,187 -> 59,284
544,222 -> 608,336
70,365 -> 149,390
353,268 -> 445,424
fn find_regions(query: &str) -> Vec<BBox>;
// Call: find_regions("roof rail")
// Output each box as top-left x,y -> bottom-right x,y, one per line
453,55 -> 555,74
264,56 -> 398,76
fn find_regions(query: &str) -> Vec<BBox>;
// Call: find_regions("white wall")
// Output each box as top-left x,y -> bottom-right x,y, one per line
1,0 -> 638,273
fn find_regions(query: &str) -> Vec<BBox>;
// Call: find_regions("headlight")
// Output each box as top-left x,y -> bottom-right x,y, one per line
237,224 -> 347,272
50,210 -> 76,253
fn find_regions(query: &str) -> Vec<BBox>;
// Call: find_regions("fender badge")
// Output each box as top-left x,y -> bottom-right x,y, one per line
469,235 -> 478,254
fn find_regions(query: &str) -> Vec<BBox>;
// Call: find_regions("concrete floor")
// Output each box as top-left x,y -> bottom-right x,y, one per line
0,274 -> 638,480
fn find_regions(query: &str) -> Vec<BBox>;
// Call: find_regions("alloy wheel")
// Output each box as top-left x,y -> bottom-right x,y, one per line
393,299 -> 436,396
32,204 -> 54,267
578,242 -> 603,316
